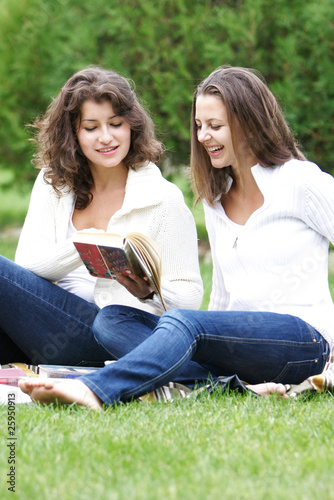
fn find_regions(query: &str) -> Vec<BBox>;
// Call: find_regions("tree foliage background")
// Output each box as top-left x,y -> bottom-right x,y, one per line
0,0 -> 333,184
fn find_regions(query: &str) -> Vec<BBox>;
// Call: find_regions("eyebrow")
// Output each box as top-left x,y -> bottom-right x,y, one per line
195,118 -> 224,122
81,115 -> 119,122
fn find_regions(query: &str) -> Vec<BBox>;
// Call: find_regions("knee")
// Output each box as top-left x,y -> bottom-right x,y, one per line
159,308 -> 197,332
93,305 -> 156,345
97,304 -> 136,321
92,305 -> 128,343
0,256 -> 18,276
0,257 -> 25,293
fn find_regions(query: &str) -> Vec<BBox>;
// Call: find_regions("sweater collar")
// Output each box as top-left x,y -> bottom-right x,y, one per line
223,163 -> 278,196
113,162 -> 165,217
210,163 -> 278,214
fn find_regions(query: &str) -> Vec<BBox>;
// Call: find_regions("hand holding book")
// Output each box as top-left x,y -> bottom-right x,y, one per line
73,230 -> 167,310
115,271 -> 155,301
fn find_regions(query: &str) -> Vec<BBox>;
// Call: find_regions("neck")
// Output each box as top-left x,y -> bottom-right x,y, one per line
229,161 -> 258,195
90,163 -> 129,191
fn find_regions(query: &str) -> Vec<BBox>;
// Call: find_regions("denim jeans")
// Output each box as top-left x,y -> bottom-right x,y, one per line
0,257 -> 214,385
82,305 -> 330,406
0,256 -> 110,365
93,305 -> 217,386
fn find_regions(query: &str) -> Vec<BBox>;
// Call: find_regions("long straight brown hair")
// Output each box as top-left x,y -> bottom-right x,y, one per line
190,66 -> 305,205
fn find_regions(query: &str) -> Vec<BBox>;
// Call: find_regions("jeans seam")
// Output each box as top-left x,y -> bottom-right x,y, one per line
198,335 -> 320,347
120,343 -> 196,401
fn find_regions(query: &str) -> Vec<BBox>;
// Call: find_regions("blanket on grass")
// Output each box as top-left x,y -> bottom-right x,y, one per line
141,348 -> 334,403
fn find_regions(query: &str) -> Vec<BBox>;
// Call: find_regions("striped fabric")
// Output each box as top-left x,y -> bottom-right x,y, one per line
139,375 -> 250,403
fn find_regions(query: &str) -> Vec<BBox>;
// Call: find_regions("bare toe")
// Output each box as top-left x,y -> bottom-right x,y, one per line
246,382 -> 288,398
18,378 -> 42,395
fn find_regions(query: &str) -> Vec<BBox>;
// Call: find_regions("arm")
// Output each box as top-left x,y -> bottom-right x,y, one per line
15,171 -> 82,281
203,202 -> 230,311
301,162 -> 334,242
159,200 -> 203,311
143,184 -> 204,312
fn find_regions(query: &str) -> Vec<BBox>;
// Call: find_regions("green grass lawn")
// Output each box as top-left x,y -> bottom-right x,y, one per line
0,391 -> 333,500
1,175 -> 334,500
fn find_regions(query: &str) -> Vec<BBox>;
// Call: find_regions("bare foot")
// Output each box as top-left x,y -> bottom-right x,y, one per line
18,378 -> 103,410
246,382 -> 289,399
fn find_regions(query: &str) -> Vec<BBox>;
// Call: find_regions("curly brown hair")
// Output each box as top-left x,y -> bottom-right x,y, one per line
31,66 -> 164,209
190,66 -> 305,205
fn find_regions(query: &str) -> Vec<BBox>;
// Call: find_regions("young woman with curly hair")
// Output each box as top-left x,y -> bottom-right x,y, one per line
0,66 -> 204,370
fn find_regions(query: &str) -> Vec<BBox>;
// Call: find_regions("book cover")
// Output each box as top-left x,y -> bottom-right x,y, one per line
0,363 -> 39,377
0,368 -> 31,386
99,245 -> 136,275
73,231 -> 167,310
73,241 -> 115,278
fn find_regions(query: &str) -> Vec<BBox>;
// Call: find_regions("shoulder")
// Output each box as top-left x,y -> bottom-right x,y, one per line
255,159 -> 332,192
33,169 -> 51,189
278,159 -> 334,192
29,170 -> 55,201
30,169 -> 74,211
129,162 -> 188,204
255,159 -> 324,182
276,158 -> 328,181
33,168 -> 72,195
280,158 -> 322,175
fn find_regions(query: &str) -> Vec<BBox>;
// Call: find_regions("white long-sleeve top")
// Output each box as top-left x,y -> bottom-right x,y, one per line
204,159 -> 334,349
15,162 -> 203,315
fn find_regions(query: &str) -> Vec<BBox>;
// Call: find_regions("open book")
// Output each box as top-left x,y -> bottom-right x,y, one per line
73,231 -> 167,310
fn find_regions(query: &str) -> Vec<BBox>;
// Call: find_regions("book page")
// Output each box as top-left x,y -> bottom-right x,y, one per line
126,233 -> 167,310
74,231 -> 123,247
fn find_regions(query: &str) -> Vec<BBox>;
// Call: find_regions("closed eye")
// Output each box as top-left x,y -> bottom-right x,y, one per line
111,123 -> 122,128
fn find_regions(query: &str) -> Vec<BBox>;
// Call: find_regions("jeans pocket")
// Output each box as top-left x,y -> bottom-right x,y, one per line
271,358 -> 321,385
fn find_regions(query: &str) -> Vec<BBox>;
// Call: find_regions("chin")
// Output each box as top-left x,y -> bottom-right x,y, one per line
211,162 -> 228,170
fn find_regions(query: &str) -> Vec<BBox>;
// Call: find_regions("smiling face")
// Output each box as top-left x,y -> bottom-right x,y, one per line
76,99 -> 131,173
195,94 -> 238,170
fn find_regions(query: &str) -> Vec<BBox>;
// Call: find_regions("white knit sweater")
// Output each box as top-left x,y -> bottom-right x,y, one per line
15,162 -> 203,315
204,159 -> 334,349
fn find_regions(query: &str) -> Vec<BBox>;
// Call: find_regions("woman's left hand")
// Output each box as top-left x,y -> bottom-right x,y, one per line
115,271 -> 155,300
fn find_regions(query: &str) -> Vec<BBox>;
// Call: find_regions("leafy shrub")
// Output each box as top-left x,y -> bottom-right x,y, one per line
0,0 -> 333,181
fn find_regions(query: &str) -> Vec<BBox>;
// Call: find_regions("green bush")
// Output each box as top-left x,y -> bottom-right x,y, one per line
0,0 -> 333,182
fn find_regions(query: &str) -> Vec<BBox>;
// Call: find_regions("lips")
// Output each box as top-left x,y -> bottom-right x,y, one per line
207,145 -> 224,155
97,146 -> 118,154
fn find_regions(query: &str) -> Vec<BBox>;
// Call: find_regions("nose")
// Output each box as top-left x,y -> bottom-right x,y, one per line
99,129 -> 112,144
197,127 -> 211,143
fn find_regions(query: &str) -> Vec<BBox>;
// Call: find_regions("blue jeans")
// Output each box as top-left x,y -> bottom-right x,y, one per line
0,257 -> 213,385
93,305 -> 217,386
0,256 -> 110,365
82,305 -> 330,405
